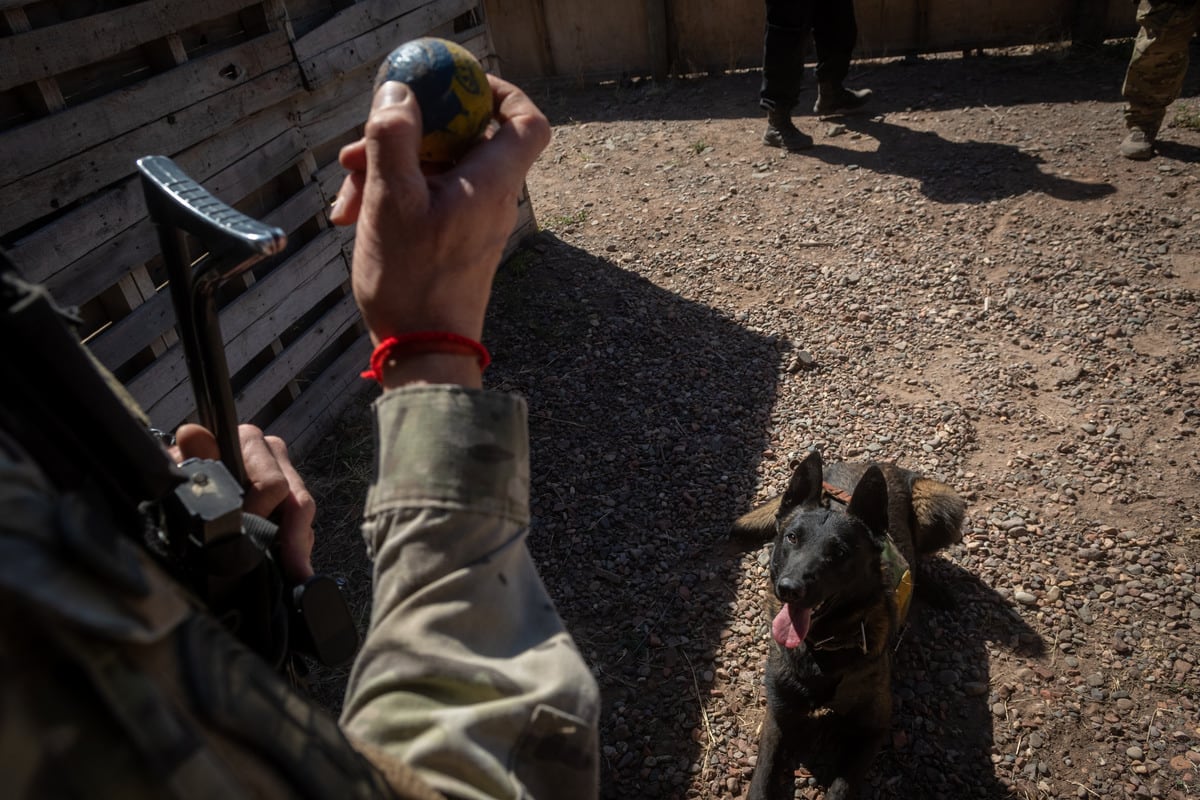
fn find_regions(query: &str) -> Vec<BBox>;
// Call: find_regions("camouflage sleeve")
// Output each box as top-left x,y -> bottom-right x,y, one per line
340,386 -> 600,800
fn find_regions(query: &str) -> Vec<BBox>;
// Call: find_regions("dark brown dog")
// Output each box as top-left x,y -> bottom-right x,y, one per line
733,451 -> 965,800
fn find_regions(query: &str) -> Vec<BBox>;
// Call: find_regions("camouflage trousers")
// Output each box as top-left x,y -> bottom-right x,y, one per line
1122,0 -> 1200,132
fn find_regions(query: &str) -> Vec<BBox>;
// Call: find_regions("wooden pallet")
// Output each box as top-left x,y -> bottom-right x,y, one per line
1,0 -> 534,455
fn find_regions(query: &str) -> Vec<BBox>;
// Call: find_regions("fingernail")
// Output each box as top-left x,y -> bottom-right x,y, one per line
330,196 -> 343,220
374,81 -> 409,111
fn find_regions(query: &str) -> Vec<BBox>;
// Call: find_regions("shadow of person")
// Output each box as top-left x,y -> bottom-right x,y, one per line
873,558 -> 1048,799
483,232 -> 784,799
1153,138 -> 1200,163
811,116 -> 1116,205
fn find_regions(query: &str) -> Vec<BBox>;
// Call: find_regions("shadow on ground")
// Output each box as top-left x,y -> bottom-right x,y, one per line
813,116 -> 1117,203
485,233 -> 781,797
873,559 -> 1046,799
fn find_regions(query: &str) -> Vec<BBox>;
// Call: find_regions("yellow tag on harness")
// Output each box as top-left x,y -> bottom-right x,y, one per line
895,568 -> 913,624
880,536 -> 913,625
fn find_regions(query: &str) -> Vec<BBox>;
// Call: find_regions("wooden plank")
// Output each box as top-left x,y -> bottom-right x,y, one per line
235,292 -> 360,422
86,181 -> 328,369
223,248 -> 348,373
292,0 -> 429,62
2,7 -> 66,113
457,28 -> 498,72
296,0 -> 478,89
267,333 -> 372,456
644,0 -> 669,80
10,116 -> 307,302
0,31 -> 294,189
503,184 -> 536,260
11,179 -> 148,287
133,231 -> 346,428
315,157 -> 351,204
298,83 -> 374,156
669,0 -> 762,75
481,0 -> 554,79
1,63 -> 304,233
548,0 -> 649,81
0,0 -> 267,92
87,289 -> 175,368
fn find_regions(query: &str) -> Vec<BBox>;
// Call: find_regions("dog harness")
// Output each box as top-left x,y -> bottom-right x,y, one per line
822,481 -> 913,627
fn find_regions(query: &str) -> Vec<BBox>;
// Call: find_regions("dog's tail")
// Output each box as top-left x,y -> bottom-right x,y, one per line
730,495 -> 781,544
910,478 -> 966,556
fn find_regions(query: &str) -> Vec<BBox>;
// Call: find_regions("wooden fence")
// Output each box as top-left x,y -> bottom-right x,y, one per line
483,0 -> 1139,83
0,0 -> 533,456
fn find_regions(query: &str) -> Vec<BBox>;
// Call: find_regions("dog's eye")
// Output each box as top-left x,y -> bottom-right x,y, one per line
785,532 -> 798,544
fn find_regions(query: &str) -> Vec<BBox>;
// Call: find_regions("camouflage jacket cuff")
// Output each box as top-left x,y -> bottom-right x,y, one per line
367,386 -> 529,525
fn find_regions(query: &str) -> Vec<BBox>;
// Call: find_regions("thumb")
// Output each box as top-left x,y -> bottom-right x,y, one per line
174,423 -> 220,461
364,81 -> 426,200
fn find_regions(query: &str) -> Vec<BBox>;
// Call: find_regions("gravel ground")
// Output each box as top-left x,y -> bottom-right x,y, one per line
304,43 -> 1200,800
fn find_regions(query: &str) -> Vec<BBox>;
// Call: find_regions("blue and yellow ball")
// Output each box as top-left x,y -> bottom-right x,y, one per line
375,37 -> 493,164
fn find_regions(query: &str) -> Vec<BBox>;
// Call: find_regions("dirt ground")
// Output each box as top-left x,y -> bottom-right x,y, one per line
303,41 -> 1200,800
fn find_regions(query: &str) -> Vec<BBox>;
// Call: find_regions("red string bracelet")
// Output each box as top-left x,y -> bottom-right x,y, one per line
361,331 -> 491,383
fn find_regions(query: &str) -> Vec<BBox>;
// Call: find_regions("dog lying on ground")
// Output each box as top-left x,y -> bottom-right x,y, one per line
732,451 -> 966,800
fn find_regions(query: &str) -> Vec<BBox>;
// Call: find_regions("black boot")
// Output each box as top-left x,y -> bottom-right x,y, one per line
762,109 -> 813,151
813,82 -> 872,115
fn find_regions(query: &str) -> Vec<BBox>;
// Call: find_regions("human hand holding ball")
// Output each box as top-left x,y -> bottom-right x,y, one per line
330,37 -> 551,388
375,37 -> 494,164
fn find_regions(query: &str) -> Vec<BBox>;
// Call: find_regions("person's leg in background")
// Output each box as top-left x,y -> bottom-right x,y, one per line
1120,0 -> 1200,160
760,0 -> 815,150
811,0 -> 873,116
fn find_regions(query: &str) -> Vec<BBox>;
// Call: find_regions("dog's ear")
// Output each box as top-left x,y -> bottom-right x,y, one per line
847,465 -> 889,539
778,450 -> 824,518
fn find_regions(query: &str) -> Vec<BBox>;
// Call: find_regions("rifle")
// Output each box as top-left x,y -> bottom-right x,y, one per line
0,158 -> 358,675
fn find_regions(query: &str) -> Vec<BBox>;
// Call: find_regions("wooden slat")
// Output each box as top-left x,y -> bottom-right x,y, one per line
292,0 -> 426,62
645,0 -> 669,80
267,333 -> 372,456
298,84 -> 373,156
480,0 -> 554,78
0,0 -> 267,92
88,289 -> 175,368
314,157 -> 351,205
12,179 -> 147,287
457,28 -> 497,72
0,31 -> 294,189
236,292 -> 360,421
295,0 -> 478,89
2,7 -> 66,113
1,63 -> 305,233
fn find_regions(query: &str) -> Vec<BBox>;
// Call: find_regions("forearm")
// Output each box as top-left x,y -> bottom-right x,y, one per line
340,387 -> 599,800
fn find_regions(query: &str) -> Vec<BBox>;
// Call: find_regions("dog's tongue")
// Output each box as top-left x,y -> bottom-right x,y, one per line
772,604 -> 812,649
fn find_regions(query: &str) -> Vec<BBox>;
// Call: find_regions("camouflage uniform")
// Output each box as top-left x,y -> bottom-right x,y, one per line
0,428 -> 406,799
341,386 -> 601,800
1121,0 -> 1200,153
0,385 -> 599,799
